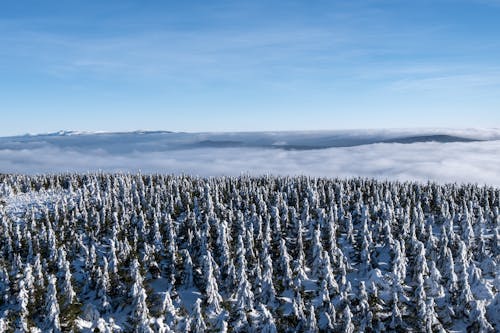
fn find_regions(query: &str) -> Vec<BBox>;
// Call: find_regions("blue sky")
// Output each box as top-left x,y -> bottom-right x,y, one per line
1,0 -> 499,135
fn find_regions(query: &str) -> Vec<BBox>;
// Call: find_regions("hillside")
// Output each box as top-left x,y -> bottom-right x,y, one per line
0,174 -> 498,332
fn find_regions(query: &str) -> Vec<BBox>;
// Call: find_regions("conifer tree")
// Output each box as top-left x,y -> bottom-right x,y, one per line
257,303 -> 277,333
468,300 -> 494,333
45,275 -> 62,333
181,250 -> 194,289
357,281 -> 373,332
203,250 -> 222,316
129,259 -> 153,333
278,238 -> 293,290
341,305 -> 355,333
259,243 -> 276,307
311,227 -> 324,278
15,279 -> 29,332
0,264 -> 10,306
96,266 -> 111,313
424,298 -> 445,333
59,258 -> 76,307
234,236 -> 254,312
427,261 -> 444,298
390,292 -> 403,330
190,299 -> 207,333
304,305 -> 318,333
161,289 -> 180,330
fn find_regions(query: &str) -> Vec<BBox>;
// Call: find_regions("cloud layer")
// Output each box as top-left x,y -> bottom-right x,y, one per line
0,131 -> 499,186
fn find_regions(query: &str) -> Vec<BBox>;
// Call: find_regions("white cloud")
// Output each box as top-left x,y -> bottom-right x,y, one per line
0,132 -> 499,186
390,72 -> 500,92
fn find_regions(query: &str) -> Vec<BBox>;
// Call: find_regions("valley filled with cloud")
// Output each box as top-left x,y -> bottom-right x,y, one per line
1,129 -> 499,186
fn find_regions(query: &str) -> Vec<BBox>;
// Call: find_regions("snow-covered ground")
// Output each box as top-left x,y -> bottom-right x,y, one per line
2,189 -> 75,221
0,129 -> 499,186
0,174 -> 497,331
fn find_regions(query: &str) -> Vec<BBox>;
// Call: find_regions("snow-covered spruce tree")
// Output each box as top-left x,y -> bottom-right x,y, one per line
356,281 -> 373,332
437,241 -> 458,325
32,253 -> 46,308
414,272 -> 427,331
44,274 -> 62,333
411,241 -> 429,281
427,261 -> 444,298
162,213 -> 178,287
0,264 -> 10,309
96,265 -> 111,314
390,291 -> 403,330
341,304 -> 355,333
14,279 -> 29,332
22,263 -> 35,300
310,226 -> 324,279
460,201 -> 475,248
368,281 -> 386,331
316,270 -> 338,330
303,304 -> 319,333
259,241 -> 277,308
456,240 -> 474,317
468,300 -> 495,333
230,234 -> 254,332
58,249 -> 76,308
291,289 -> 307,330
128,259 -> 153,333
189,299 -> 207,333
277,238 -> 293,291
424,297 -> 445,333
392,240 -> 407,286
292,219 -> 308,288
202,249 -> 222,316
181,249 -> 195,289
319,252 -> 338,298
160,289 -> 180,331
215,219 -> 236,295
256,303 -> 277,333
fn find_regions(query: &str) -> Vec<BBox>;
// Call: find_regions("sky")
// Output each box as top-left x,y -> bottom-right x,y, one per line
1,0 -> 499,136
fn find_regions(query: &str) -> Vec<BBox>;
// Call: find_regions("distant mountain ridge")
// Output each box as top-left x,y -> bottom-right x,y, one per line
0,129 -> 499,184
0,129 -> 497,153
20,130 -> 174,137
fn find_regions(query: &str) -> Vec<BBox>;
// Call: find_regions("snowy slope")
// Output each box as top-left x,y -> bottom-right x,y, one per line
0,174 -> 497,331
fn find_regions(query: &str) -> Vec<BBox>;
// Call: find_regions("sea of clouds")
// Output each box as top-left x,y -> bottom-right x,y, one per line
0,129 -> 499,186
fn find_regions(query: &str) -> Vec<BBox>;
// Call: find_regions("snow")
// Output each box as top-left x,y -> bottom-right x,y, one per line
1,189 -> 75,222
0,174 -> 497,331
177,288 -> 203,312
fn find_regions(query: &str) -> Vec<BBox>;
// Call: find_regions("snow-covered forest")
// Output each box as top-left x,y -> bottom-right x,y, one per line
0,174 -> 498,332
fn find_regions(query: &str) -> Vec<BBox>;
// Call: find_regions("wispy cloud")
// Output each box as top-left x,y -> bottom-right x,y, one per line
0,4 -> 469,85
0,23 -> 347,80
389,71 -> 500,91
